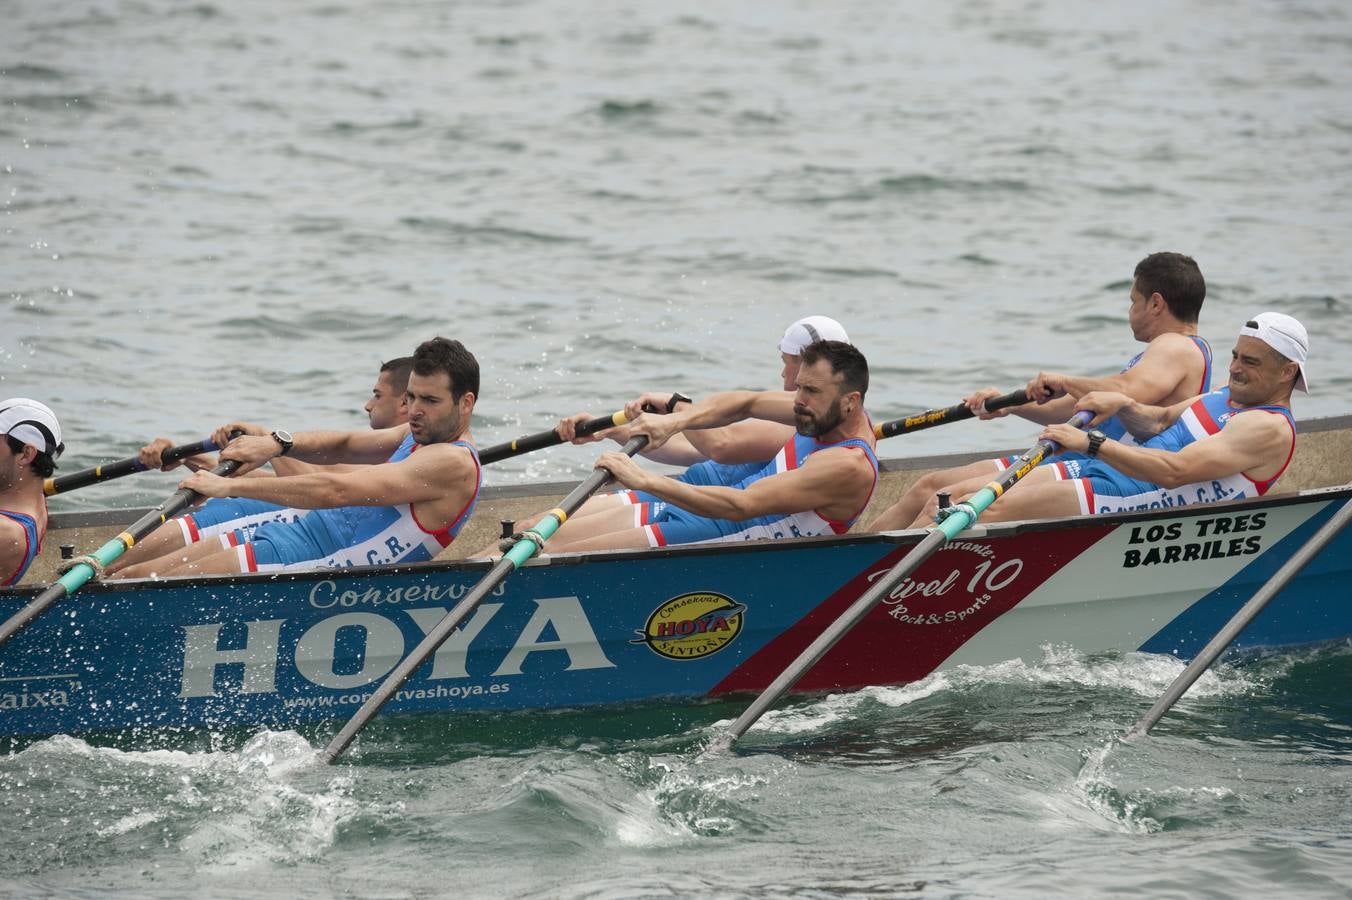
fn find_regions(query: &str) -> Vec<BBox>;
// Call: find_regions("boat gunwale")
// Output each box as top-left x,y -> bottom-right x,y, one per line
8,482 -> 1350,601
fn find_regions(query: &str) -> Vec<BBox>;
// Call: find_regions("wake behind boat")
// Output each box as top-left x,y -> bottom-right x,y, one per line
2,415 -> 1350,740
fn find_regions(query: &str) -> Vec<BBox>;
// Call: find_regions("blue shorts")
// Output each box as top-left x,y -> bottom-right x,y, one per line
180,497 -> 307,544
620,459 -> 764,505
216,518 -> 329,573
629,500 -> 738,547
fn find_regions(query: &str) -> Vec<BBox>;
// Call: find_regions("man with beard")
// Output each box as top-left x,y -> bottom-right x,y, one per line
0,399 -> 63,586
915,313 -> 1306,526
532,341 -> 878,552
113,338 -> 481,577
107,355 -> 414,575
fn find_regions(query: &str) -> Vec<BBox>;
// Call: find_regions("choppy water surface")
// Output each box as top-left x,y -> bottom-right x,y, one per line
3,0 -> 1351,895
2,644 -> 1349,897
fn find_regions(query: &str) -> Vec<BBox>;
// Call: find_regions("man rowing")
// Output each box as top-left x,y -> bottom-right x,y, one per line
510,316 -> 852,545
113,338 -> 480,577
108,357 -> 414,575
921,312 -> 1306,526
1,399 -> 63,586
869,252 -> 1212,531
531,340 -> 878,552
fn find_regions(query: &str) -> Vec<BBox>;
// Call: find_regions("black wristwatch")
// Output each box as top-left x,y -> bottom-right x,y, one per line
666,392 -> 693,414
270,429 -> 294,456
1085,429 -> 1107,458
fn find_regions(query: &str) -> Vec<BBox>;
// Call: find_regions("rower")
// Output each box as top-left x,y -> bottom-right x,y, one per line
107,356 -> 414,575
111,339 -> 481,577
536,341 -> 879,552
0,398 -> 63,586
869,252 -> 1213,531
923,313 -> 1306,526
482,315 -> 851,552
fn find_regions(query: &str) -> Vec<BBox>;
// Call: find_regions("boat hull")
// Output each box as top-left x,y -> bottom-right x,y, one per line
2,488 -> 1349,738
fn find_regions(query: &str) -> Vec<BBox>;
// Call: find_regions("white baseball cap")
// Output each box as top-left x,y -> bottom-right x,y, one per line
1240,312 -> 1309,392
779,316 -> 851,356
0,398 -> 64,460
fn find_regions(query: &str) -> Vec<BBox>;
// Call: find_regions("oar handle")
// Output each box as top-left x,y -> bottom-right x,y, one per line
874,389 -> 1029,440
0,457 -> 242,650
44,437 -> 222,496
322,435 -> 649,764
478,411 -> 631,464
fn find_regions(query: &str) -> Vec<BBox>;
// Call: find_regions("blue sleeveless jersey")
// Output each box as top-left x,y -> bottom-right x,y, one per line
1063,387 -> 1297,514
230,436 -> 482,572
1099,335 -> 1213,443
639,433 -> 879,546
1,508 -> 42,586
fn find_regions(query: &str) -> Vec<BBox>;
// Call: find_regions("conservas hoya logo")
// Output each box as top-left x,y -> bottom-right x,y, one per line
632,591 -> 746,660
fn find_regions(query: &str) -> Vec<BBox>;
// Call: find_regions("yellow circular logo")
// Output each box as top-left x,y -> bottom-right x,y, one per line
632,591 -> 747,660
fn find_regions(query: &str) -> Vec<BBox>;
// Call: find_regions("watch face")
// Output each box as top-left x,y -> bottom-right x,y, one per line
273,430 -> 293,444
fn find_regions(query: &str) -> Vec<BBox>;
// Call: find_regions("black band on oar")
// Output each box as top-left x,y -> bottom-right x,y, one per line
478,411 -> 631,465
0,457 -> 243,649
322,434 -> 650,764
874,389 -> 1028,440
43,437 -> 222,496
708,410 -> 1092,754
1124,495 -> 1352,740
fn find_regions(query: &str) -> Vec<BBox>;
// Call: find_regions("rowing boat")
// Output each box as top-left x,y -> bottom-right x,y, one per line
3,415 -> 1351,739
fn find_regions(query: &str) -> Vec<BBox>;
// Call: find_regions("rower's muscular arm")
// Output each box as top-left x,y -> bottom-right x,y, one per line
217,424 -> 411,473
629,390 -> 796,450
182,442 -> 473,509
1032,334 -> 1200,406
1043,412 -> 1290,489
0,519 -> 29,583
596,447 -> 871,522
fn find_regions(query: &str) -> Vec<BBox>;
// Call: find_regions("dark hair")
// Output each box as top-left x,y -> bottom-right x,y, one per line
799,340 -> 869,399
412,338 -> 479,401
379,356 -> 415,394
6,435 -> 57,478
1133,252 -> 1205,324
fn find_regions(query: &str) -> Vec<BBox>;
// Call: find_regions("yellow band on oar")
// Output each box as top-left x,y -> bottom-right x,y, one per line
511,440 -> 519,451
118,532 -> 136,548
43,478 -> 56,496
612,411 -> 629,426
547,507 -> 568,525
984,480 -> 1005,499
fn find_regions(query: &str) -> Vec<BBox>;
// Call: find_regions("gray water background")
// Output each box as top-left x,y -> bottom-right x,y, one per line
2,1 -> 1350,896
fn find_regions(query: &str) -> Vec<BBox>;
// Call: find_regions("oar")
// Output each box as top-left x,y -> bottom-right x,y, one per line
322,434 -> 650,764
1124,495 -> 1352,741
478,411 -> 631,465
707,410 -> 1093,754
0,457 -> 243,649
874,388 -> 1029,440
43,437 -> 222,496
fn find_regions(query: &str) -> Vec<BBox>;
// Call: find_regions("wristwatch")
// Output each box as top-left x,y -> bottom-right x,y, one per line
270,429 -> 294,456
1085,429 -> 1107,458
666,392 -> 693,414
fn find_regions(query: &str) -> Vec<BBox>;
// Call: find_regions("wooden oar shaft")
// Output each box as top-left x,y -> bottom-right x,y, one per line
1,458 -> 242,649
1125,496 -> 1352,741
43,437 -> 221,496
478,411 -> 630,465
874,389 -> 1028,440
710,411 -> 1091,752
322,435 -> 649,764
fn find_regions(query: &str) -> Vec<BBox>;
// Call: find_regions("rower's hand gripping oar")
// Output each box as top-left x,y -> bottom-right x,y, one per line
322,434 -> 650,764
874,388 -> 1028,440
0,456 -> 244,649
1124,495 -> 1352,740
478,411 -> 633,465
43,437 -> 223,496
707,410 -> 1093,754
